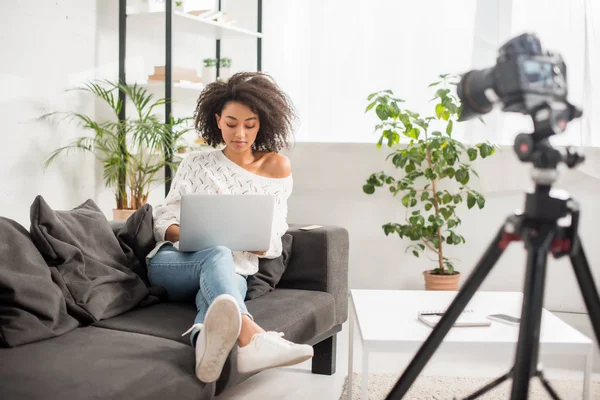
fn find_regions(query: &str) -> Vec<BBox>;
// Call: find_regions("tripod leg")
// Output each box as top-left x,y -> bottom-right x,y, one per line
537,370 -> 561,400
461,371 -> 512,400
386,227 -> 509,400
510,224 -> 555,400
570,237 -> 600,347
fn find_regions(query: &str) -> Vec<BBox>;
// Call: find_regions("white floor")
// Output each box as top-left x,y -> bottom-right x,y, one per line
217,312 -> 600,399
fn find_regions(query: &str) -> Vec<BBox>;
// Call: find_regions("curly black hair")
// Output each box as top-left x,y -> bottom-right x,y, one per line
194,72 -> 296,152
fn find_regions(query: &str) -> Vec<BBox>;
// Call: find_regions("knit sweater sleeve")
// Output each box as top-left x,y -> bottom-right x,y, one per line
152,155 -> 193,242
259,177 -> 293,259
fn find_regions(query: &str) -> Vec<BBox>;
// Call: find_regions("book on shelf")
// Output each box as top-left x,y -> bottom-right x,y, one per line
417,309 -> 491,328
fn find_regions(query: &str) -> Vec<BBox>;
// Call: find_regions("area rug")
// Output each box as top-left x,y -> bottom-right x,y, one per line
339,373 -> 600,399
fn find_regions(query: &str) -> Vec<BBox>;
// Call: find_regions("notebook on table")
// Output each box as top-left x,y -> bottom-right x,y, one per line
417,309 -> 491,328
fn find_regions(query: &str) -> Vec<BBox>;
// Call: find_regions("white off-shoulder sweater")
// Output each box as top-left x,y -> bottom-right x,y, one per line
147,149 -> 293,276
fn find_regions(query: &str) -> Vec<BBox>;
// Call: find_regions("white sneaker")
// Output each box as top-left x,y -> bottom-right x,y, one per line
237,331 -> 314,374
182,294 -> 241,383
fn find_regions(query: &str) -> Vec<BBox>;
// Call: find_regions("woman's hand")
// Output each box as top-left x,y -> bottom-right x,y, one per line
248,250 -> 267,256
165,224 -> 180,242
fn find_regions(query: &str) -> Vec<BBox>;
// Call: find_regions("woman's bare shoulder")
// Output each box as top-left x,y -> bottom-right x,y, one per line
259,152 -> 291,178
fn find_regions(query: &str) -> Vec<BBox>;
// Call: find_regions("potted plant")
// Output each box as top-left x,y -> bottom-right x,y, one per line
362,74 -> 496,290
42,80 -> 193,220
219,57 -> 232,80
202,58 -> 217,83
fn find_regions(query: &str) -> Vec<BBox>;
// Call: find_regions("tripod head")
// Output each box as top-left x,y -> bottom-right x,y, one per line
513,100 -> 585,185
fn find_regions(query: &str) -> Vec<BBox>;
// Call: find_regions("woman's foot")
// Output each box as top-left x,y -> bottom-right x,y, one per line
236,332 -> 314,374
188,294 -> 242,383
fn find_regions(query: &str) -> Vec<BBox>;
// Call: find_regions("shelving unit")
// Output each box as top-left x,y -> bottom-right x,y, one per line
118,0 -> 263,196
127,10 -> 263,39
137,81 -> 205,93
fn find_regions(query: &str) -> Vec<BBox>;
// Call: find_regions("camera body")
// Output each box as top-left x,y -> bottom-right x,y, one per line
458,33 -> 571,122
457,33 -> 584,170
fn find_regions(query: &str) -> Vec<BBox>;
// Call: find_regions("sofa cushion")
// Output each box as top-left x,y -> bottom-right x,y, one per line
0,218 -> 79,347
246,233 -> 294,300
94,289 -> 336,347
29,196 -> 150,324
94,302 -> 197,346
0,326 -> 213,400
116,204 -> 156,286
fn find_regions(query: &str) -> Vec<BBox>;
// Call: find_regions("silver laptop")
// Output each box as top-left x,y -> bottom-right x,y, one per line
179,194 -> 275,252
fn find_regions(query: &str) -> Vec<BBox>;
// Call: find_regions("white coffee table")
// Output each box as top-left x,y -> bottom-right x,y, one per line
348,289 -> 594,400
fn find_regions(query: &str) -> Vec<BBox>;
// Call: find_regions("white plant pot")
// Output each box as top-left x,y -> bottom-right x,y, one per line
219,67 -> 232,80
202,66 -> 217,84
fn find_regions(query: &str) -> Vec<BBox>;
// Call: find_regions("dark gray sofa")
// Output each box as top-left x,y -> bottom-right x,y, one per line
0,223 -> 349,400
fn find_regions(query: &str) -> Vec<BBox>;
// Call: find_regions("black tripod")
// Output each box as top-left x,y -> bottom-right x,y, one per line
386,105 -> 600,400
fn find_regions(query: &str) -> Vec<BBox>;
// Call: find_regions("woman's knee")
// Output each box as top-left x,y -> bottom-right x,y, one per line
205,245 -> 234,264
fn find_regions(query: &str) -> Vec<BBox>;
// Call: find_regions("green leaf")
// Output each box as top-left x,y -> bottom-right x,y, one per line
405,162 -> 416,173
367,92 -> 378,101
431,131 -> 442,137
421,191 -> 429,201
448,219 -> 458,228
477,196 -> 486,209
376,136 -> 383,149
447,263 -> 455,274
425,203 -> 433,211
405,128 -> 419,140
383,89 -> 393,94
412,250 -> 419,257
446,235 -> 453,245
376,104 -> 390,121
453,233 -> 461,244
453,194 -> 462,204
390,102 -> 400,119
442,111 -> 450,121
365,101 -> 377,112
402,194 -> 410,207
444,167 -> 456,178
435,104 -> 445,119
383,223 -> 395,235
428,81 -> 441,87
446,120 -> 453,136
410,198 -> 417,207
467,193 -> 476,209
442,193 -> 453,204
467,148 -> 477,161
455,168 -> 469,185
363,184 -> 375,194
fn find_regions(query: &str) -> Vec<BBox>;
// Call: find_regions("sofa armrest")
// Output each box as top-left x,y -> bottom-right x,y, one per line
278,224 -> 349,326
109,220 -> 126,236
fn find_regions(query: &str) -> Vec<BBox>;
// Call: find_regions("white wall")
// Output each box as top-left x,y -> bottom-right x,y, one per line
0,1 -> 97,227
284,142 -> 600,313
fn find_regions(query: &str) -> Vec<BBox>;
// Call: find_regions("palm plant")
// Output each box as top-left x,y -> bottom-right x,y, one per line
42,80 -> 193,210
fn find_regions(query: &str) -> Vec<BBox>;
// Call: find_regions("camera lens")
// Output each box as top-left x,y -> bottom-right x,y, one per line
457,68 -> 496,121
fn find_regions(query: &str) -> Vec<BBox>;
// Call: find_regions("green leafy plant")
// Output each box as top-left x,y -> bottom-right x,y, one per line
219,58 -> 232,68
363,74 -> 496,275
203,58 -> 217,67
42,80 -> 193,210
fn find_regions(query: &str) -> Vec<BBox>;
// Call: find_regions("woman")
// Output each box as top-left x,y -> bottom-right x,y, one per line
147,72 -> 312,384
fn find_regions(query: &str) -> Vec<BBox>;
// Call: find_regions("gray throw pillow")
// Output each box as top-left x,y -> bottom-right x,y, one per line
29,196 -> 150,324
246,234 -> 293,300
116,204 -> 156,286
0,218 -> 79,347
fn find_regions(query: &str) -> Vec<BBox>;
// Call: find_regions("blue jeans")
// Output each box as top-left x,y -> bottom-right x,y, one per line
148,244 -> 250,345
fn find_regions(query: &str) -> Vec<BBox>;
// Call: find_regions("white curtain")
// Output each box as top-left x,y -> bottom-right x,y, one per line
263,0 -> 599,147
